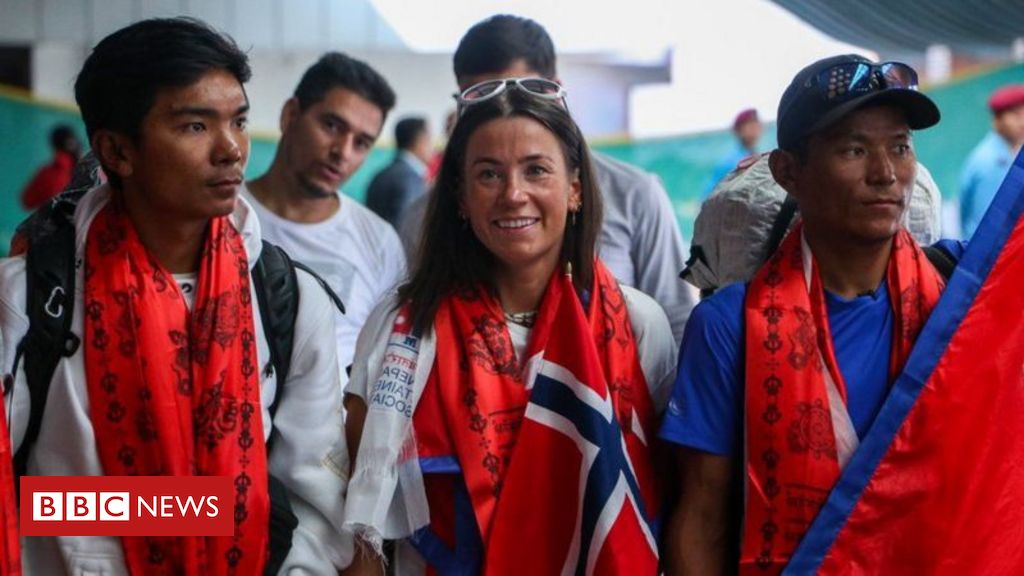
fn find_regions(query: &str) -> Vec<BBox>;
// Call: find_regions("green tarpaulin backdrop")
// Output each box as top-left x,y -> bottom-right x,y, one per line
3,63 -> 1022,255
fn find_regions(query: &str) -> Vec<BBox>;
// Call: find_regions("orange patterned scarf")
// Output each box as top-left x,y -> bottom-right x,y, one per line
83,203 -> 268,575
742,225 -> 943,574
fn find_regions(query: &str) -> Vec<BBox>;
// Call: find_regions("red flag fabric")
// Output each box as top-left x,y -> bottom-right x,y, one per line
485,271 -> 659,575
409,263 -> 660,574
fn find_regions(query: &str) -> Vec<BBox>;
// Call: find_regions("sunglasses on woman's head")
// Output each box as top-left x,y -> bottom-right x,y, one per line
455,77 -> 567,116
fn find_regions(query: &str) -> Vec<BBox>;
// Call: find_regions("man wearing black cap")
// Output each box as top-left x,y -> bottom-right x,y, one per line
658,55 -> 961,574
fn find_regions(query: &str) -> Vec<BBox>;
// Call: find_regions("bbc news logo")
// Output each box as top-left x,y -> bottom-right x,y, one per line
21,476 -> 233,536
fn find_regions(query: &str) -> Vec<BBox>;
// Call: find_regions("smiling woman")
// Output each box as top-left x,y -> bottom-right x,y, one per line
399,88 -> 601,331
342,88 -> 678,575
460,116 -> 582,313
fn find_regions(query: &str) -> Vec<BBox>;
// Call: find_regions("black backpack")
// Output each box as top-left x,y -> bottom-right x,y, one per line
8,175 -> 343,575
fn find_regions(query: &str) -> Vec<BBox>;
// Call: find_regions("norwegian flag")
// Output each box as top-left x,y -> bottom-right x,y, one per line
484,275 -> 659,576
784,149 -> 1024,573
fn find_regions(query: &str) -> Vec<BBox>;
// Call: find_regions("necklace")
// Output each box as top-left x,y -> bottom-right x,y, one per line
504,310 -> 539,328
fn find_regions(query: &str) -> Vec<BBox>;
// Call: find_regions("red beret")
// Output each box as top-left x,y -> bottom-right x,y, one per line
988,85 -> 1024,114
733,108 -> 759,130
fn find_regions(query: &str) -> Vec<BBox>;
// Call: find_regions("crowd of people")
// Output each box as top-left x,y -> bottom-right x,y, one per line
0,11 -> 1019,576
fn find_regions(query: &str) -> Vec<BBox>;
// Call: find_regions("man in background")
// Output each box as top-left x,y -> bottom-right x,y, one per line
20,124 -> 82,210
366,116 -> 431,228
245,52 -> 406,393
703,108 -> 763,198
960,84 -> 1024,238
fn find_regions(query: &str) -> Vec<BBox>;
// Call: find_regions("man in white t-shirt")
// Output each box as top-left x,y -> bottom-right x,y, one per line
246,53 -> 407,391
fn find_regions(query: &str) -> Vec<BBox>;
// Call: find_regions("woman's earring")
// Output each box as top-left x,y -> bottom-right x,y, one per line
571,210 -> 577,227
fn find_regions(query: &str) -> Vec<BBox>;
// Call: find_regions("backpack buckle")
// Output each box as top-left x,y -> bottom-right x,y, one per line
43,286 -> 65,319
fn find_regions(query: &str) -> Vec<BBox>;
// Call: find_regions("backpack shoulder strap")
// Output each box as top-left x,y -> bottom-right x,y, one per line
251,241 -> 299,421
923,244 -> 957,281
291,260 -> 345,315
13,201 -> 80,478
250,240 -> 344,430
763,195 -> 799,262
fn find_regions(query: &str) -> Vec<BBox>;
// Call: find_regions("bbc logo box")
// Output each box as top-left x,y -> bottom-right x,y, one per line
21,476 -> 233,536
32,491 -> 130,521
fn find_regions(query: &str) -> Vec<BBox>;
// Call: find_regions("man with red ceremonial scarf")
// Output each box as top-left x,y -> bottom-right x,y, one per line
659,55 -> 966,574
0,18 -> 351,574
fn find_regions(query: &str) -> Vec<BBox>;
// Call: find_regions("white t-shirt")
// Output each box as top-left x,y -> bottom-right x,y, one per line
242,186 -> 407,390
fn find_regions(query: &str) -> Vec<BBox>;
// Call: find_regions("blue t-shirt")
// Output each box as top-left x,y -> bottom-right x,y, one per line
660,240 -> 966,457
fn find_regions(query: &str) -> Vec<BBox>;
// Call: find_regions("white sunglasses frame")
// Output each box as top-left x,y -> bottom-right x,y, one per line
454,77 -> 568,116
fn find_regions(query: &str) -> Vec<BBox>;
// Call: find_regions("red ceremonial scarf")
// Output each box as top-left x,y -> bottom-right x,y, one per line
83,202 -> 268,575
0,408 -> 18,576
742,224 -> 943,574
412,261 -> 658,570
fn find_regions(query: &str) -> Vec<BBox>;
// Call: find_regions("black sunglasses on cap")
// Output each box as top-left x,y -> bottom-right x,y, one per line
812,61 -> 919,103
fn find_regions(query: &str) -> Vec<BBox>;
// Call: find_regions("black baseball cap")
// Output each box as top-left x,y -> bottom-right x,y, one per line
776,54 -> 940,152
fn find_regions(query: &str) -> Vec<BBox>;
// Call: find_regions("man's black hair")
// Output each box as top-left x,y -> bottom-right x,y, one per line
74,17 -> 249,189
453,15 -> 557,83
395,117 -> 427,151
293,52 -> 396,118
74,17 -> 250,143
48,125 -> 77,152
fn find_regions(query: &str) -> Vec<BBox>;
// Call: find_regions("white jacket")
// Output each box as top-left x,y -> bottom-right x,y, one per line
0,185 -> 352,575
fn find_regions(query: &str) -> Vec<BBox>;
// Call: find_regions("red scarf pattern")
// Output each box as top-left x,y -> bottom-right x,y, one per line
83,203 -> 268,575
413,261 -> 658,570
742,225 -> 943,573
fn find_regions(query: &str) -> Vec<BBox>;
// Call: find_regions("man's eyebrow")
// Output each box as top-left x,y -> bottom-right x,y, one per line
319,111 -> 348,125
169,104 -> 250,117
840,129 -> 912,141
320,112 -> 379,141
